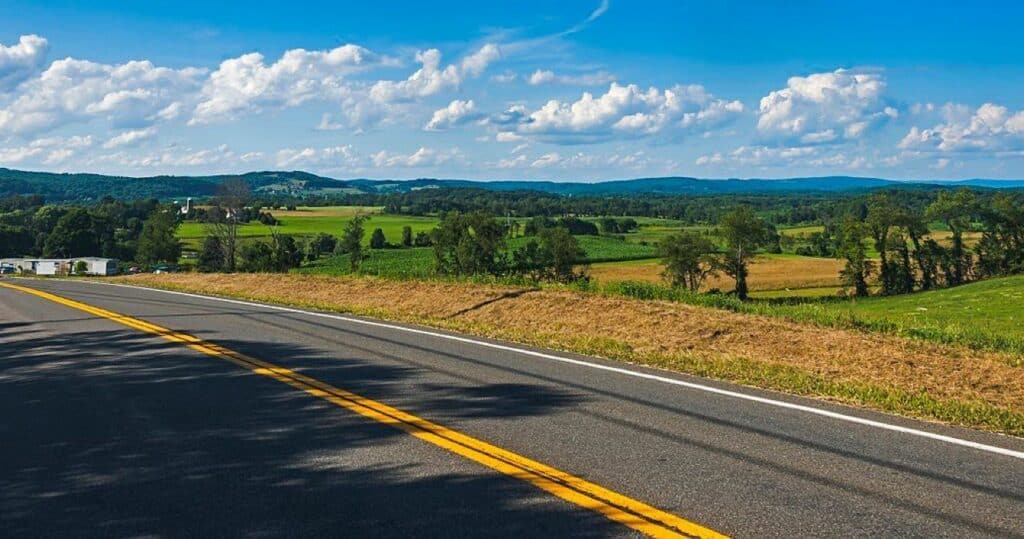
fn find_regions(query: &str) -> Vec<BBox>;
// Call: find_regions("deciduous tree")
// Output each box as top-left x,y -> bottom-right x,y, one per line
657,232 -> 717,291
717,206 -> 773,300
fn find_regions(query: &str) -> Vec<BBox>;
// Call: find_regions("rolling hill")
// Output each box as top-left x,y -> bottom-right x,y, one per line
2,167 -> 1023,201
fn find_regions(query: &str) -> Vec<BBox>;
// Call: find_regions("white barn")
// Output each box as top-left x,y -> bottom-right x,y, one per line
0,257 -> 118,276
74,257 -> 119,275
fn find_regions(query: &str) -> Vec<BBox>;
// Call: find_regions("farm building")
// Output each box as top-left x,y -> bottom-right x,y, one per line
0,257 -> 118,276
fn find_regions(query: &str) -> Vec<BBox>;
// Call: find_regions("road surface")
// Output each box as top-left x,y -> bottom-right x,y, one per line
1,278 -> 1022,537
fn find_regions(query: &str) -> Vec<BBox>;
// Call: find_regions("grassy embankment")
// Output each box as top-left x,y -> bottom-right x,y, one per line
603,274 -> 1024,359
110,272 -> 1024,436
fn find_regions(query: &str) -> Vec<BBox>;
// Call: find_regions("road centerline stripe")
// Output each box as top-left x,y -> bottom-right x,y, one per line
1,281 -> 726,539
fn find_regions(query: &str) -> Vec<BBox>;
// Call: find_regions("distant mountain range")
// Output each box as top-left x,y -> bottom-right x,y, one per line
2,167 -> 1024,202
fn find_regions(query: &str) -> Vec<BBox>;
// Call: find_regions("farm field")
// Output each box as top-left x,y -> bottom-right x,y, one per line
300,247 -> 436,279
177,206 -> 439,248
587,253 -> 845,294
302,234 -> 659,278
176,206 -> 981,297
776,274 -> 1024,348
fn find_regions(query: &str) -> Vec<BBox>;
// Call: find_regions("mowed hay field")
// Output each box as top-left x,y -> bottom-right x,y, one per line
588,254 -> 845,293
113,272 -> 1024,435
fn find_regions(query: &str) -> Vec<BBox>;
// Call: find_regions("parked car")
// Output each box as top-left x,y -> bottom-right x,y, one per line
0,266 -> 15,274
152,265 -> 179,274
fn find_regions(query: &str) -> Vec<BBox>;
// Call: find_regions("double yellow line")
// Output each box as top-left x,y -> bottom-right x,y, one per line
1,281 -> 726,539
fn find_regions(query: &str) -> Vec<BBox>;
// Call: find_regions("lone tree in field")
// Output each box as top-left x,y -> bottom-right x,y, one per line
338,216 -> 367,272
718,206 -> 773,300
136,205 -> 182,265
307,232 -> 337,260
927,189 -> 978,286
657,231 -> 717,292
433,211 -> 506,276
197,235 -> 224,272
401,225 -> 413,247
370,228 -> 387,249
836,217 -> 873,297
204,178 -> 251,272
511,226 -> 585,283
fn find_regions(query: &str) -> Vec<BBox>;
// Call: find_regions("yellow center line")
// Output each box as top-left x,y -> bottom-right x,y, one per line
0,281 -> 727,539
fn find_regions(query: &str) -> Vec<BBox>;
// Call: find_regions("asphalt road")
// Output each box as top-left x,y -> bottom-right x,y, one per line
2,278 -> 1022,538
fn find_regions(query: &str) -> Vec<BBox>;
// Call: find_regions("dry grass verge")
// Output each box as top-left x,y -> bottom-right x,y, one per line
111,273 -> 1024,436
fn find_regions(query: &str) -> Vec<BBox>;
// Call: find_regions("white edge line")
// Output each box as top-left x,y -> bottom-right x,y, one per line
42,279 -> 1024,460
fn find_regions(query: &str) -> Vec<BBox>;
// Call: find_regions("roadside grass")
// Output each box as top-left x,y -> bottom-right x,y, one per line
600,276 -> 1024,361
106,272 -> 1024,436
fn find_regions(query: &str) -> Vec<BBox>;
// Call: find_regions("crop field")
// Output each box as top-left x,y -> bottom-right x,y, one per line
177,207 -> 438,248
301,247 -> 437,279
303,234 -> 659,278
537,235 -> 657,262
588,253 -> 845,294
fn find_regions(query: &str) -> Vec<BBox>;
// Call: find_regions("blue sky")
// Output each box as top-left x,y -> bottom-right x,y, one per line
1,0 -> 1023,180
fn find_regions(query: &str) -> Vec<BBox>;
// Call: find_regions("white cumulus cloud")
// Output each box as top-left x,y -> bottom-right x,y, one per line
757,69 -> 897,144
102,127 -> 157,148
424,99 -> 480,131
0,34 -> 49,90
899,102 -> 1024,152
190,44 -> 376,124
369,44 -> 499,104
0,57 -> 204,135
500,82 -> 742,144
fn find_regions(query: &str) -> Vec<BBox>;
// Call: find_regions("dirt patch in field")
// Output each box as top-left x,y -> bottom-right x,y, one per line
588,256 -> 844,292
114,273 -> 1024,420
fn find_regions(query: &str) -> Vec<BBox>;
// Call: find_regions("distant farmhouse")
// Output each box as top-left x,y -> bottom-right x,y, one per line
0,257 -> 118,276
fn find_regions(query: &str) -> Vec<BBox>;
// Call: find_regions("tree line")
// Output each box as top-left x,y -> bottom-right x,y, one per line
656,189 -> 1024,299
0,194 -> 180,267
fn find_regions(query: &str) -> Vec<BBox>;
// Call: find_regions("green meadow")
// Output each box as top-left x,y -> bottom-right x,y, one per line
177,206 -> 439,249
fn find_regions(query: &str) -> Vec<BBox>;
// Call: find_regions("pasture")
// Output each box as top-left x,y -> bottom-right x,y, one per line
177,206 -> 438,248
302,235 -> 659,279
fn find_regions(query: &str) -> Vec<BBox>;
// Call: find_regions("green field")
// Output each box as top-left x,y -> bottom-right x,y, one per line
779,275 -> 1024,346
302,234 -> 659,279
300,247 -> 437,279
603,274 -> 1024,358
177,207 -> 439,249
532,235 -> 656,262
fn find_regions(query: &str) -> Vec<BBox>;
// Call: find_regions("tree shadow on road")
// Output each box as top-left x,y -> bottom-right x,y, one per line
0,322 -> 616,538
